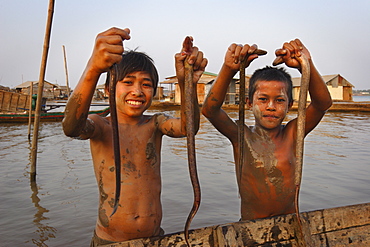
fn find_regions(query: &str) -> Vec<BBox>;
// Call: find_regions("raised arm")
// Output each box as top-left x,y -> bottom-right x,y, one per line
202,43 -> 261,142
62,27 -> 131,139
275,38 -> 332,135
158,37 -> 207,138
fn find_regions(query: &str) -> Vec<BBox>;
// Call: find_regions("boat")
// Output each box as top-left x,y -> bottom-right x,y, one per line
0,107 -> 110,123
102,202 -> 370,247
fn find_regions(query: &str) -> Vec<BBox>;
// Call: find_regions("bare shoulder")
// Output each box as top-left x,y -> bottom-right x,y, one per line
150,112 -> 174,123
149,112 -> 184,137
86,114 -> 111,140
281,119 -> 297,139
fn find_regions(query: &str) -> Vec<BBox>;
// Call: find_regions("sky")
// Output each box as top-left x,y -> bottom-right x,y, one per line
0,0 -> 369,90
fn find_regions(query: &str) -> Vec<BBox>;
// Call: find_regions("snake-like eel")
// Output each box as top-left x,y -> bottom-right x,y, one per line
238,49 -> 267,187
183,36 -> 201,247
273,53 -> 311,247
109,64 -> 121,217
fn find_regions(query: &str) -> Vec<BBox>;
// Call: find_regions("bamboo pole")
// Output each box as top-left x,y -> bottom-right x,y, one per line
28,81 -> 33,140
30,0 -> 55,182
62,45 -> 71,98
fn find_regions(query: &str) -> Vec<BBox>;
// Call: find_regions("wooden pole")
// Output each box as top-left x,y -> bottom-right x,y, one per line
27,81 -> 33,140
30,0 -> 55,182
62,45 -> 71,98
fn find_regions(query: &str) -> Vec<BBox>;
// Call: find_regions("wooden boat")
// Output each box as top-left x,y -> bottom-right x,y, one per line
102,202 -> 370,247
0,107 -> 110,123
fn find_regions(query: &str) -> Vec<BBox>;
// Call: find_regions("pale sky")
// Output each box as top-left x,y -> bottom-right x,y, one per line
1,0 -> 369,90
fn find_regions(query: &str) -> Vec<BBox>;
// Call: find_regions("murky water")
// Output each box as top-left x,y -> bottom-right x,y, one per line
0,109 -> 369,246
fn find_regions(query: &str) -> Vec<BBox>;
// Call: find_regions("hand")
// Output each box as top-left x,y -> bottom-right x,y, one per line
175,36 -> 208,86
87,27 -> 131,75
274,38 -> 311,70
224,43 -> 261,72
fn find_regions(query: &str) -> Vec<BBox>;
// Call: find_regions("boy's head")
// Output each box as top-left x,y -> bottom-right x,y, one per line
105,50 -> 159,95
248,66 -> 293,105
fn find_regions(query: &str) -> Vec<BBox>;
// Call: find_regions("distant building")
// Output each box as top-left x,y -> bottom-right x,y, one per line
14,81 -> 72,100
15,81 -> 58,99
160,72 -> 239,105
159,73 -> 356,105
292,74 -> 354,102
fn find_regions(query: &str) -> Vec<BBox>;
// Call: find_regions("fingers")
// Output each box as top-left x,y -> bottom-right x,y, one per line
103,27 -> 131,42
282,39 -> 304,57
227,43 -> 262,64
273,38 -> 308,68
182,36 -> 194,54
91,27 -> 131,73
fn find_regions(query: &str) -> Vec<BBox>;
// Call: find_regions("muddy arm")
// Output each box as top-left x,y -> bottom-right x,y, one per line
62,66 -> 101,138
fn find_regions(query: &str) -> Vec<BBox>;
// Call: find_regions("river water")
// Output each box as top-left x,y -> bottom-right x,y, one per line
0,108 -> 369,246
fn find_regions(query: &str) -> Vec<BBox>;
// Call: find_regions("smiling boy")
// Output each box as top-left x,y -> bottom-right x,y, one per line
62,27 -> 207,245
202,39 -> 332,220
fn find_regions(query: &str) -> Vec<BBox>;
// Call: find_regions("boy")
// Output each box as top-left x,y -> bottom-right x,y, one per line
62,27 -> 207,245
202,39 -> 332,221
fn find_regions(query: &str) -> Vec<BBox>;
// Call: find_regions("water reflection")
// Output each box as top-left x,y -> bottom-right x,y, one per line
29,180 -> 56,246
27,142 -> 56,247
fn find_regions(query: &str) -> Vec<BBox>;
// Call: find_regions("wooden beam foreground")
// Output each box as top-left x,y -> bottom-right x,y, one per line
102,202 -> 370,247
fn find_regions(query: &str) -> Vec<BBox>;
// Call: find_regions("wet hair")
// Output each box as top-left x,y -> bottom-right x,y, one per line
248,66 -> 293,104
105,49 -> 159,95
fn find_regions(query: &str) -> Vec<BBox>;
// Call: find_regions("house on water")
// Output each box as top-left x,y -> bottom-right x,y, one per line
160,72 -> 239,105
159,73 -> 355,105
292,74 -> 354,102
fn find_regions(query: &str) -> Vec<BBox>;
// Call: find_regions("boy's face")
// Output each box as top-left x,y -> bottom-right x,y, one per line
115,71 -> 154,118
248,80 -> 292,130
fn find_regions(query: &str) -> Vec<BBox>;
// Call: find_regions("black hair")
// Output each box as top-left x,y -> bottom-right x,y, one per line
105,50 -> 159,95
248,66 -> 293,104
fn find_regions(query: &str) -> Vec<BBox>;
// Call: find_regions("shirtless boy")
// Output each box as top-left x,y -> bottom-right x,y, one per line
62,27 -> 207,245
202,39 -> 332,221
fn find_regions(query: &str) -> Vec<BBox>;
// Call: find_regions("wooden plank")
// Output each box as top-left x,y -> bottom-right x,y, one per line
3,91 -> 12,111
0,91 -> 30,112
9,93 -> 19,112
18,94 -> 29,111
303,202 -> 370,235
0,91 -> 4,109
100,199 -> 369,247
311,225 -> 370,247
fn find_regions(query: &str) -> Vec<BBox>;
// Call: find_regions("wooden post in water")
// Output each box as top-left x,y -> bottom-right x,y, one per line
62,45 -> 71,98
30,0 -> 55,182
27,81 -> 33,140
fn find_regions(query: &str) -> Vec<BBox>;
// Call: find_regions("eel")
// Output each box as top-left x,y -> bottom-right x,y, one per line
183,36 -> 201,247
238,49 -> 267,186
109,64 -> 121,217
273,53 -> 311,247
